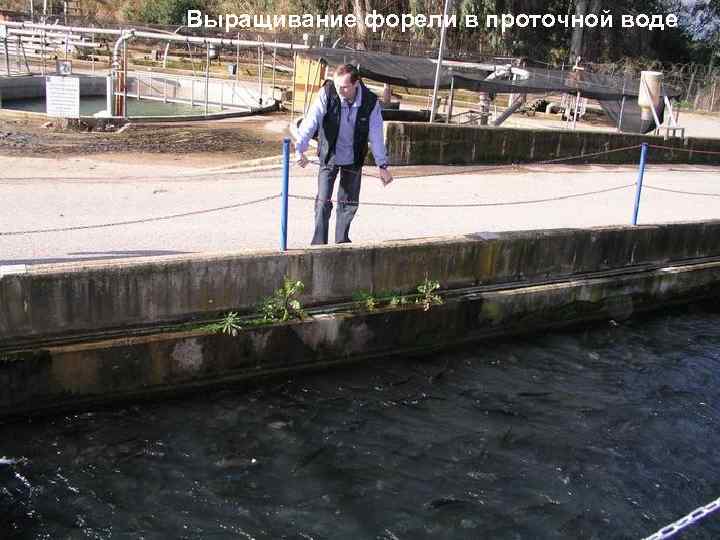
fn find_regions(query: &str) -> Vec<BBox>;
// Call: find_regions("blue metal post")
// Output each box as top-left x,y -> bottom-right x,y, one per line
280,138 -> 290,251
632,143 -> 649,225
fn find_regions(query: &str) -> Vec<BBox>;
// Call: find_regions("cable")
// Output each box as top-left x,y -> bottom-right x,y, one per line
647,144 -> 720,156
0,194 -> 279,237
289,183 -> 635,208
644,185 -> 720,198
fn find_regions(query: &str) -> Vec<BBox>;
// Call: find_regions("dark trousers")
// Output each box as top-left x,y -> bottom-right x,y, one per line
311,161 -> 362,245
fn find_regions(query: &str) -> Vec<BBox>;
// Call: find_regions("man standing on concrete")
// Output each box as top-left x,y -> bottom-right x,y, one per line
295,63 -> 393,245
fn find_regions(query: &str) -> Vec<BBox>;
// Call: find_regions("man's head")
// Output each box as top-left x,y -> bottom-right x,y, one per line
333,64 -> 360,102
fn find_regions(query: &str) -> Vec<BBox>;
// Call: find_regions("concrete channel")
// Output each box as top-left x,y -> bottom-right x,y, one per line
2,220 -> 720,417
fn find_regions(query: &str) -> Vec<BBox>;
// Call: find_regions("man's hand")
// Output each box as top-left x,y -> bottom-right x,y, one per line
297,153 -> 309,168
379,167 -> 393,186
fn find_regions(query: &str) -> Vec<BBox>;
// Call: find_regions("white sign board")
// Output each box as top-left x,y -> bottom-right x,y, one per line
46,76 -> 80,119
0,26 -> 6,39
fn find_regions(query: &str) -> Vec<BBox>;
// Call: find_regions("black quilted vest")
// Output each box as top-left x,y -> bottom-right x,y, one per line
317,80 -> 378,167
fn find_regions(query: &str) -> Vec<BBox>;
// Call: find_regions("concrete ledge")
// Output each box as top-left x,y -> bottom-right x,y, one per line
384,122 -> 720,165
3,221 -> 720,345
2,259 -> 718,417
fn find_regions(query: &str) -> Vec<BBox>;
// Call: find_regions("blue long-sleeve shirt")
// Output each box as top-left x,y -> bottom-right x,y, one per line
295,84 -> 388,167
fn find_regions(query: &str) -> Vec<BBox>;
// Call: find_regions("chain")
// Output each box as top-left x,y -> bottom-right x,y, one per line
289,184 -> 635,208
644,185 -> 720,198
0,194 -> 280,237
534,145 -> 644,165
647,144 -> 720,156
642,496 -> 720,540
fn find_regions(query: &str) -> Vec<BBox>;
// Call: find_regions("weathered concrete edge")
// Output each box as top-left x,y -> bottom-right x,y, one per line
4,221 -> 720,344
384,121 -> 720,165
2,260 -> 718,418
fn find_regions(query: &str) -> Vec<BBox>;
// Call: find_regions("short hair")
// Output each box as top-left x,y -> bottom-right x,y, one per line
334,63 -> 360,83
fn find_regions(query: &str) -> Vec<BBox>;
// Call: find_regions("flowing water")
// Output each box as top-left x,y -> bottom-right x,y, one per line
2,304 -> 720,539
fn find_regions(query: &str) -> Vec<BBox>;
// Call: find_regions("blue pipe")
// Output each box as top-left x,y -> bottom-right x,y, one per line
281,138 -> 290,251
632,143 -> 648,226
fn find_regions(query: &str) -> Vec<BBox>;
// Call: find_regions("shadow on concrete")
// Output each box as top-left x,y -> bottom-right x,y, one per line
0,250 -> 193,266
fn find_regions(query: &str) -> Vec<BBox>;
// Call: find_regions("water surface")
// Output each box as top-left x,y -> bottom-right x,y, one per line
2,304 -> 719,539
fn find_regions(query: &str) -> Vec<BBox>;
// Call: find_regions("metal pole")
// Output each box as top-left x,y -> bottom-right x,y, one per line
572,91 -> 581,129
429,0 -> 450,122
445,75 -> 455,124
205,44 -> 210,115
271,41 -> 277,102
235,33 -> 240,82
123,38 -> 128,118
631,143 -> 648,225
617,96 -> 626,132
258,44 -> 264,105
3,38 -> 10,76
41,30 -> 46,75
280,138 -> 290,252
290,52 -> 297,125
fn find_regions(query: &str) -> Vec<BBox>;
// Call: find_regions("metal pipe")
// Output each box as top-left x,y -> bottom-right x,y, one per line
617,96 -> 626,132
41,30 -> 45,75
271,41 -> 277,102
2,21 -> 309,51
258,43 -> 264,105
3,38 -> 10,76
290,52 -> 297,126
205,44 -> 210,115
445,75 -> 455,124
122,39 -> 128,118
429,0 -> 450,122
280,138 -> 290,252
235,32 -> 240,82
572,91 -> 581,129
110,30 -> 135,116
632,143 -> 648,225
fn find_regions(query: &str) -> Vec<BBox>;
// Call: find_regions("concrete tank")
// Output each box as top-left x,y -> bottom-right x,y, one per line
639,70 -> 663,132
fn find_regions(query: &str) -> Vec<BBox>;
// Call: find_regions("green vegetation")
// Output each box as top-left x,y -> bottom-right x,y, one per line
416,275 -> 443,312
124,0 -> 206,25
259,277 -> 306,322
205,276 -> 445,337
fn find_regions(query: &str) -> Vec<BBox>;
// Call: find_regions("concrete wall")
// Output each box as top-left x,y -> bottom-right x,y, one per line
384,122 -> 720,165
0,74 -> 106,100
4,221 -> 720,346
2,258 -> 719,417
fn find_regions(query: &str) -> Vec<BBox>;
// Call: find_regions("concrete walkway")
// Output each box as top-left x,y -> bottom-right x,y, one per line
1,155 -> 719,266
